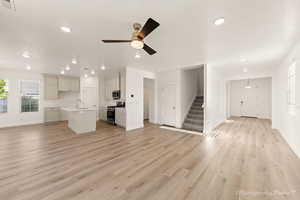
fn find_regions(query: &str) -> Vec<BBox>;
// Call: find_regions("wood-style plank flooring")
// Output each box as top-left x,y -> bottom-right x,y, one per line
0,118 -> 299,200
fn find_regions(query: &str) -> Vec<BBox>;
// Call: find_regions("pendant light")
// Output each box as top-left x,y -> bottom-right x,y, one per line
245,79 -> 251,89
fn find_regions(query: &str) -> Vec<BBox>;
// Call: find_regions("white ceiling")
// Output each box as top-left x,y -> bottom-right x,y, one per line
0,0 -> 299,75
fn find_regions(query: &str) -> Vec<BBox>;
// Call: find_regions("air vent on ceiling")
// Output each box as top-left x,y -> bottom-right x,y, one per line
1,0 -> 16,11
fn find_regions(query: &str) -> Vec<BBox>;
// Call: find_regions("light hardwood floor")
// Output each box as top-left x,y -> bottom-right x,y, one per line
0,118 -> 299,200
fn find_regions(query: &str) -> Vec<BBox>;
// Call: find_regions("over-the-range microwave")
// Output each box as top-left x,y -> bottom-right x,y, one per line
112,90 -> 120,100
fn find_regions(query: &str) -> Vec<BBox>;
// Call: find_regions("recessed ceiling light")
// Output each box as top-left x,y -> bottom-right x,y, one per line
135,53 -> 141,59
26,65 -> 31,70
72,58 -> 77,64
84,74 -> 88,78
100,65 -> 106,70
214,18 -> 225,26
91,70 -> 95,75
243,68 -> 248,73
65,65 -> 71,71
240,58 -> 247,62
245,79 -> 251,89
22,52 -> 30,58
60,26 -> 71,33
60,70 -> 65,75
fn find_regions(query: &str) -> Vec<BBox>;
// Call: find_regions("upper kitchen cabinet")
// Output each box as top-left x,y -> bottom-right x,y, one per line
58,76 -> 80,92
69,77 -> 80,92
44,75 -> 80,100
104,77 -> 119,100
44,75 -> 58,100
104,71 -> 126,101
58,76 -> 69,91
120,74 -> 126,100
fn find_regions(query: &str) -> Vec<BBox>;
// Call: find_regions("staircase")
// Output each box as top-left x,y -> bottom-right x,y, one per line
182,96 -> 204,132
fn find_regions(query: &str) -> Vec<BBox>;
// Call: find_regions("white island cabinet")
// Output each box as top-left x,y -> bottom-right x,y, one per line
62,107 -> 97,134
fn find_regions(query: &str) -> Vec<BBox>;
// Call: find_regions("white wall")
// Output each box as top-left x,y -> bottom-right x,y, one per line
273,39 -> 300,158
224,66 -> 274,81
125,67 -> 156,131
0,69 -> 44,128
197,66 -> 204,96
229,77 -> 272,119
204,65 -> 227,132
180,69 -> 198,126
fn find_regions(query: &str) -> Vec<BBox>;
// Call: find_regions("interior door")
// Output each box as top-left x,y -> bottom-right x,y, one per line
161,84 -> 176,126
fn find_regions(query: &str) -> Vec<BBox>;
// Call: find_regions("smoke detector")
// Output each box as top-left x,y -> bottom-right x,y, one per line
1,0 -> 16,10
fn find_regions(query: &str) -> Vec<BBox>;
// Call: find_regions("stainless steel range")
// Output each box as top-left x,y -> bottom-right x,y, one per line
107,102 -> 125,125
107,106 -> 116,125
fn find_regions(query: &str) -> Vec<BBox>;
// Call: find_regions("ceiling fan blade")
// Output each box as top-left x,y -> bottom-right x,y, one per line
138,18 -> 160,39
102,40 -> 131,43
143,44 -> 156,55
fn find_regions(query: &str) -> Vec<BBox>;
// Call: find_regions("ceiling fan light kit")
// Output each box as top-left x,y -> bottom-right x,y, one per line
102,18 -> 160,55
131,40 -> 144,49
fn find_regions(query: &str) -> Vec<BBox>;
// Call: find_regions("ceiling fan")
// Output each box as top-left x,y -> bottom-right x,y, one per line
102,18 -> 160,55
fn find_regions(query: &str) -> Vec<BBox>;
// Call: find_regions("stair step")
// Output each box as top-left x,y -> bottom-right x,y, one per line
191,106 -> 202,110
194,99 -> 202,102
187,113 -> 203,119
184,118 -> 204,125
189,110 -> 203,115
192,103 -> 202,107
183,122 -> 203,132
194,99 -> 203,102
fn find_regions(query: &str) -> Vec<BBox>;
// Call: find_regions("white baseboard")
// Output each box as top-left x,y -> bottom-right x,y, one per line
160,126 -> 204,136
0,120 -> 44,129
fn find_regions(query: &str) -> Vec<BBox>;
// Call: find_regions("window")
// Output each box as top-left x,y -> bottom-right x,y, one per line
288,62 -> 296,105
20,80 -> 40,112
0,79 -> 8,113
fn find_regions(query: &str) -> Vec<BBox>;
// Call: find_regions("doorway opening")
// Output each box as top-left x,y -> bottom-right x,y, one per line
143,78 -> 155,125
181,66 -> 205,132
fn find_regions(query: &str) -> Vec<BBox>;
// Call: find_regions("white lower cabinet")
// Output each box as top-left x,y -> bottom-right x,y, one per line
115,107 -> 126,128
99,107 -> 107,121
44,107 -> 61,123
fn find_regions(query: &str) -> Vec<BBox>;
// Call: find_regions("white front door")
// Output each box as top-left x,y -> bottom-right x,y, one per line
161,84 -> 176,126
230,78 -> 272,118
240,86 -> 257,117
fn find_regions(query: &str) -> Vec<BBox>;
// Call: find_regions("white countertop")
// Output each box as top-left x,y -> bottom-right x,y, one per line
61,107 -> 97,112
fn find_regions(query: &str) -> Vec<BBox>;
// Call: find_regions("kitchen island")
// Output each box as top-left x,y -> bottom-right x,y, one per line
61,107 -> 97,134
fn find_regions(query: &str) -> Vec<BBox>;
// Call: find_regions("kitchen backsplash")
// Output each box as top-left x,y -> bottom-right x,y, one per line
44,91 -> 80,108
